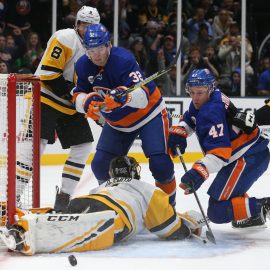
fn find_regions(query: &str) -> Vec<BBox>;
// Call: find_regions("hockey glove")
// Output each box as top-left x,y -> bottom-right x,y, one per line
104,86 -> 129,110
180,162 -> 209,195
226,100 -> 257,134
83,92 -> 104,121
232,111 -> 256,134
168,126 -> 187,157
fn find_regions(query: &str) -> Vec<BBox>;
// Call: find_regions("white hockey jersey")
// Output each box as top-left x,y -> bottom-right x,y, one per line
35,28 -> 85,115
81,179 -> 181,241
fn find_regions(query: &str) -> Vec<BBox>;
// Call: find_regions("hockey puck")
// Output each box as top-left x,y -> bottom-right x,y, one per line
68,255 -> 77,266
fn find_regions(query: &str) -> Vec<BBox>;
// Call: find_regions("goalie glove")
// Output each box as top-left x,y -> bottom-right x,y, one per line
104,86 -> 130,110
179,210 -> 207,237
83,92 -> 104,120
180,162 -> 209,195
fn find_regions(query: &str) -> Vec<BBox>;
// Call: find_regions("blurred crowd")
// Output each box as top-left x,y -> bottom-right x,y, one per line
0,0 -> 269,97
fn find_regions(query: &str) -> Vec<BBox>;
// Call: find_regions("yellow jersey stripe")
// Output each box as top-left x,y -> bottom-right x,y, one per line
41,96 -> 76,115
51,219 -> 104,253
144,189 -> 175,230
80,194 -> 133,233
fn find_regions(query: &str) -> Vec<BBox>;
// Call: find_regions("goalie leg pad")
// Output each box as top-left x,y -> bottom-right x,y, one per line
1,211 -> 116,255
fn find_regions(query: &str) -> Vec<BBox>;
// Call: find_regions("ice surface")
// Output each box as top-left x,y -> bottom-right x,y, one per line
1,163 -> 270,270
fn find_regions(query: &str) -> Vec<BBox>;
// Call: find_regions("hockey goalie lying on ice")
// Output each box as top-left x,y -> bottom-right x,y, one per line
0,156 -> 206,255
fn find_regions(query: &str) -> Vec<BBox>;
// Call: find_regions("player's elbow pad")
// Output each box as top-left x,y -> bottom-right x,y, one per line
74,92 -> 87,113
125,87 -> 148,109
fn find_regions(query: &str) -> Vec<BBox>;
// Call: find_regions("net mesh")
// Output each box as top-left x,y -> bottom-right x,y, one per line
0,75 -> 39,227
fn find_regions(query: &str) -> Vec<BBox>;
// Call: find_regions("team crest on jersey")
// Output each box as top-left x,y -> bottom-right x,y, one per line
88,74 -> 103,84
88,76 -> 95,84
191,116 -> 196,125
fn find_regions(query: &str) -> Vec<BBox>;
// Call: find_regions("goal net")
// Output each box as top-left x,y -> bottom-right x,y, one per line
0,74 -> 40,227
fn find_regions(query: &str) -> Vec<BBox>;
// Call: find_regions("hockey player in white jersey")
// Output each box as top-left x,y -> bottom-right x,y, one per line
16,6 -> 100,213
0,156 -> 205,255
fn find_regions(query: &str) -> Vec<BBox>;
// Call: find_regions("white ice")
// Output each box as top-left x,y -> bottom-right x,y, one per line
1,162 -> 270,270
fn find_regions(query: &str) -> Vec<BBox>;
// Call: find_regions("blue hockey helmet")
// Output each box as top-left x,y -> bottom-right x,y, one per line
83,23 -> 110,49
186,69 -> 215,93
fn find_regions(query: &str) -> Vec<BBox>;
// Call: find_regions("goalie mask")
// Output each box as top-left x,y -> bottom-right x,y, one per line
185,68 -> 215,94
109,156 -> 141,180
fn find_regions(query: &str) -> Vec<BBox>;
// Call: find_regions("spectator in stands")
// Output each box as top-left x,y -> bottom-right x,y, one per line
192,23 -> 215,54
212,9 -> 233,40
119,0 -> 139,33
157,48 -> 176,96
5,34 -> 15,49
167,21 -> 190,58
202,44 -> 220,77
187,8 -> 213,43
0,28 -> 27,72
138,0 -> 167,30
143,20 -> 162,76
181,46 -> 206,84
199,0 -> 219,22
6,0 -> 32,36
217,22 -> 254,92
118,20 -> 133,48
129,36 -> 148,73
0,60 -> 9,73
21,32 -> 44,74
162,35 -> 176,66
182,45 -> 220,82
257,67 -> 270,96
218,67 -> 241,96
0,0 -> 7,31
99,0 -> 114,32
258,56 -> 270,74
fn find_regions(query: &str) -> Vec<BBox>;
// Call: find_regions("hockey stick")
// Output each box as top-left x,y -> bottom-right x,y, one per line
97,42 -> 182,112
176,147 -> 216,244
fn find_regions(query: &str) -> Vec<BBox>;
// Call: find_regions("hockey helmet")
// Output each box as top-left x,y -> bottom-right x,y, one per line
75,6 -> 100,26
185,68 -> 215,93
83,23 -> 110,49
109,156 -> 141,180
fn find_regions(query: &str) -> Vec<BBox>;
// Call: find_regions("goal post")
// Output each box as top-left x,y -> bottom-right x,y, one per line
0,74 -> 40,226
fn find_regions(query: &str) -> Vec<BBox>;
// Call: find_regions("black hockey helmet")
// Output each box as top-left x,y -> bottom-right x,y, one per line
109,156 -> 141,180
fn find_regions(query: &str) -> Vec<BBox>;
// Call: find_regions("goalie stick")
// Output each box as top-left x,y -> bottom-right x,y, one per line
176,147 -> 216,244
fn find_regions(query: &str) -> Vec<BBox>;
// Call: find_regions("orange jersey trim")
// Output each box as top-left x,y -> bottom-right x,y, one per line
155,178 -> 176,196
219,157 -> 246,201
106,87 -> 161,127
207,147 -> 232,160
161,109 -> 169,152
231,196 -> 249,220
231,128 -> 259,152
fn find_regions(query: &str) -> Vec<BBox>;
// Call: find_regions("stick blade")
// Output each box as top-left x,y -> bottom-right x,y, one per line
206,231 -> 216,244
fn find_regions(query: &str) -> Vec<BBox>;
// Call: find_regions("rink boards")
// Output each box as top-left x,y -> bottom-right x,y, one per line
41,97 -> 269,165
